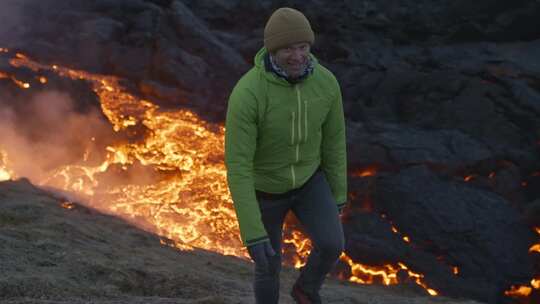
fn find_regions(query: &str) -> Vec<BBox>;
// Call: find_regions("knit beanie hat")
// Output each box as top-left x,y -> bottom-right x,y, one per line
264,7 -> 315,53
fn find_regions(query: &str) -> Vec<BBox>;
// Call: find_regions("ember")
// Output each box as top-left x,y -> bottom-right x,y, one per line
352,166 -> 377,177
0,70 -> 31,89
60,202 -> 75,210
463,174 -> 476,182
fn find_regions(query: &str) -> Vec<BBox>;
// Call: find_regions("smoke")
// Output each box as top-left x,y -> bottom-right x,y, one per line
0,90 -> 111,184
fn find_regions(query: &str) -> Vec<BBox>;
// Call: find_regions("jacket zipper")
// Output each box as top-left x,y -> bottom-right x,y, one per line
296,86 -> 302,142
291,112 -> 295,145
304,99 -> 308,142
291,85 -> 304,188
291,111 -> 296,188
290,165 -> 296,188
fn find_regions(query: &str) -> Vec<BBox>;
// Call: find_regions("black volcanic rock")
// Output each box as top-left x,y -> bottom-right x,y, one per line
346,121 -> 496,173
371,165 -> 534,303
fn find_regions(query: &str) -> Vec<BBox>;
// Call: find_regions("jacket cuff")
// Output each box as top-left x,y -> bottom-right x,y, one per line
245,235 -> 269,247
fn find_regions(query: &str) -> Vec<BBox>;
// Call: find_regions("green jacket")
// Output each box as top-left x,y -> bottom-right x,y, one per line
225,47 -> 347,246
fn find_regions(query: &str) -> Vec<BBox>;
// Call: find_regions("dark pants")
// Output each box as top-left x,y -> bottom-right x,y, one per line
253,170 -> 345,304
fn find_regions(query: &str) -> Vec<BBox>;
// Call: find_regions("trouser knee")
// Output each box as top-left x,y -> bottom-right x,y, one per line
255,254 -> 282,278
318,238 -> 344,262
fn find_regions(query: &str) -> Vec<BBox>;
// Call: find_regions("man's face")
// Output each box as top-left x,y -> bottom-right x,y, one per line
272,42 -> 311,79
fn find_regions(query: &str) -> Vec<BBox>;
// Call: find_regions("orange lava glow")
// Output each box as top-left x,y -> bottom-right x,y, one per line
0,70 -> 31,89
283,228 -> 312,268
60,202 -> 75,210
505,285 -> 532,297
0,150 -> 13,181
530,244 -> 540,254
464,175 -> 476,182
0,170 -> 10,181
389,223 -> 412,244
505,227 -> 540,299
352,167 -> 377,177
339,253 -> 438,296
8,52 -> 245,257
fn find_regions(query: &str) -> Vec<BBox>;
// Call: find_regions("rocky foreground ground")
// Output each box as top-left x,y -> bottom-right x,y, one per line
0,179 -> 483,304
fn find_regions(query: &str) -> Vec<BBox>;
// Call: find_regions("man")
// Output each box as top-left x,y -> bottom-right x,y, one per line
225,7 -> 347,304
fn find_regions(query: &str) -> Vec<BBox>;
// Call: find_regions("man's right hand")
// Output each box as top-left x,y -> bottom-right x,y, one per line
247,240 -> 276,272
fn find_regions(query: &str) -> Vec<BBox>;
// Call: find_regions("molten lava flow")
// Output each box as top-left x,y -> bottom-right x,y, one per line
283,227 -> 312,268
3,51 -> 439,296
339,253 -> 438,296
9,53 -> 244,256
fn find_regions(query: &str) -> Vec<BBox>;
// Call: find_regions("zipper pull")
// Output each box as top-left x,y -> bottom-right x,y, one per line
291,111 -> 295,145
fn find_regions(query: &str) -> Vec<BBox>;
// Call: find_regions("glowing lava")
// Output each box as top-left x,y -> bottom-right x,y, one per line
339,253 -> 438,296
0,150 -> 14,181
8,52 -> 243,256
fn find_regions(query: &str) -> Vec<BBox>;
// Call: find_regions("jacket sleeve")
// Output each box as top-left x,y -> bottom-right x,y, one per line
225,84 -> 269,247
321,78 -> 347,209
